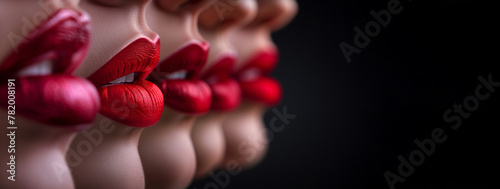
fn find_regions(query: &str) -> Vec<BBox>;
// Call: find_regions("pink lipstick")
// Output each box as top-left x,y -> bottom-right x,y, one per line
0,9 -> 99,128
235,48 -> 282,106
149,42 -> 212,114
202,55 -> 241,111
87,37 -> 163,127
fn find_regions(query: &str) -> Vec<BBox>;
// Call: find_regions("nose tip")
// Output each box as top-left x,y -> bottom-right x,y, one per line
226,0 -> 258,27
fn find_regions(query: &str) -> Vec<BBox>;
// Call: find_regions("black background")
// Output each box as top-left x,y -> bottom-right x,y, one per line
190,0 -> 499,188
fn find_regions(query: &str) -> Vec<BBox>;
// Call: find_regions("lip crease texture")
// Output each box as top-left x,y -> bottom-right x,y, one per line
202,55 -> 241,111
235,48 -> 282,106
0,9 -> 99,128
149,42 -> 212,114
87,37 -> 164,127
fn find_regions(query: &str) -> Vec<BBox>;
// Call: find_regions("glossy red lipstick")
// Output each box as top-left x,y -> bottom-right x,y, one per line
202,55 -> 241,111
0,9 -> 99,128
87,37 -> 163,127
235,48 -> 282,106
149,42 -> 212,114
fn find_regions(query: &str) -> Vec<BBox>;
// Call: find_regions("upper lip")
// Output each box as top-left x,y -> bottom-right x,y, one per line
202,53 -> 237,82
149,41 -> 210,82
0,9 -> 91,78
87,36 -> 161,87
235,48 -> 279,80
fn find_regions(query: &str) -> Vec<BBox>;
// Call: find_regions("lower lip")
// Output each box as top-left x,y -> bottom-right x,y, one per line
159,79 -> 211,114
237,49 -> 282,106
209,78 -> 240,111
98,80 -> 163,127
88,38 -> 163,127
153,42 -> 212,114
203,56 -> 241,111
0,75 -> 99,128
239,76 -> 282,107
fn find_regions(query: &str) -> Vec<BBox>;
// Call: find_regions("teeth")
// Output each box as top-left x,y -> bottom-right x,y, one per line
125,73 -> 135,82
165,70 -> 188,80
109,73 -> 135,84
18,60 -> 53,76
109,76 -> 125,84
239,68 -> 261,81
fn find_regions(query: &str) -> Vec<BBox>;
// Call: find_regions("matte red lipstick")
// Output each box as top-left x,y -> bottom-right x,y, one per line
235,48 -> 282,106
0,9 -> 99,128
87,37 -> 163,127
201,54 -> 241,111
148,42 -> 212,114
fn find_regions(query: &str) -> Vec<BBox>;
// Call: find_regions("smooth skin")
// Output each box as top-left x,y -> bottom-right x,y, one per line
220,0 -> 298,169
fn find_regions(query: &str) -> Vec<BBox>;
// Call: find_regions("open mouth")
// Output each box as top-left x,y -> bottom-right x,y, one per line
235,48 -> 282,106
149,41 -> 212,114
0,9 -> 99,128
87,37 -> 164,127
201,54 -> 241,111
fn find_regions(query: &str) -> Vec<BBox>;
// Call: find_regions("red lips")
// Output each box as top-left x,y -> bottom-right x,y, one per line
87,37 -> 163,127
235,48 -> 282,106
202,55 -> 241,111
0,9 -> 99,128
149,42 -> 212,114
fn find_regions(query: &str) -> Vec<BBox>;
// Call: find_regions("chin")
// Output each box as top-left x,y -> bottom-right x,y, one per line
221,102 -> 269,169
139,108 -> 198,189
192,112 -> 227,178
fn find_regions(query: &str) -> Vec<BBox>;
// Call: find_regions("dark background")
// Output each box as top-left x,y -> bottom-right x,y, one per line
191,0 -> 499,188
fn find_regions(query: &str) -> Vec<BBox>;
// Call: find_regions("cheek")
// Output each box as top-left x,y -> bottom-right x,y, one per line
222,107 -> 268,167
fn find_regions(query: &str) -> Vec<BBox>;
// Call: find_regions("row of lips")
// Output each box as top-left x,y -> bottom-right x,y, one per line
0,9 -> 282,128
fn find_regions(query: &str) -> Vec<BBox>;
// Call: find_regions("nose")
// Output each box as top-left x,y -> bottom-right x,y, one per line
153,0 -> 215,42
147,0 -> 215,58
198,0 -> 257,31
136,0 -> 160,40
85,0 -> 159,40
154,0 -> 215,13
251,0 -> 298,31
